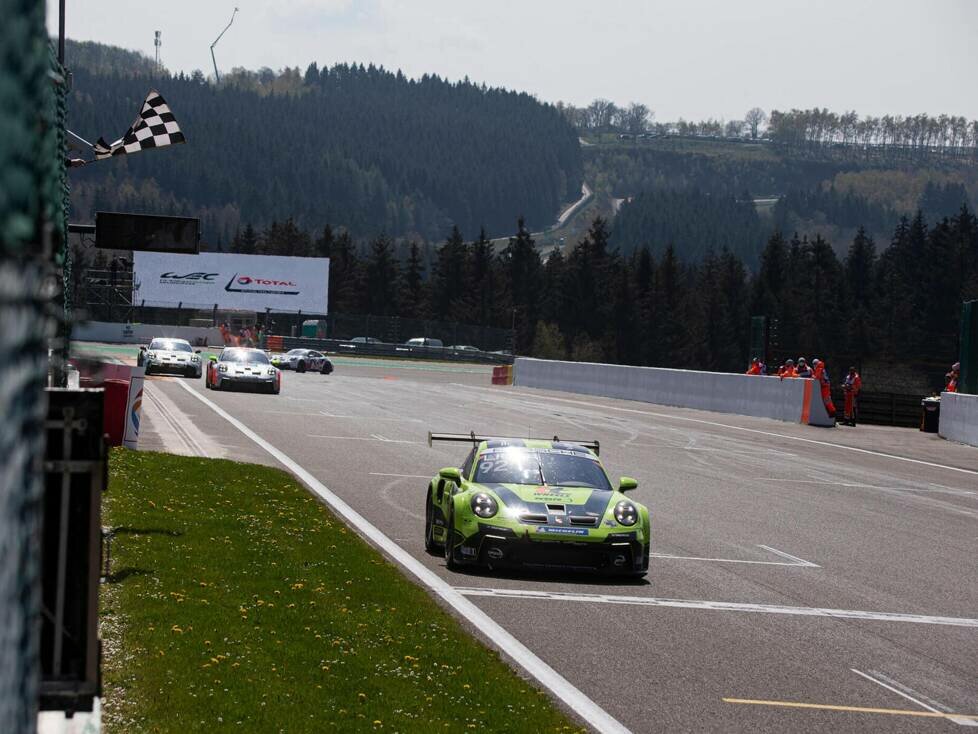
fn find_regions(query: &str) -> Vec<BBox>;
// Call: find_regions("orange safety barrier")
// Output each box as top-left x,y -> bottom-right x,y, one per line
491,365 -> 513,385
266,335 -> 284,351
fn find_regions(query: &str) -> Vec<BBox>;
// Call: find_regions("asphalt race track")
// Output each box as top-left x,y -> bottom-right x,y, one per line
130,354 -> 978,733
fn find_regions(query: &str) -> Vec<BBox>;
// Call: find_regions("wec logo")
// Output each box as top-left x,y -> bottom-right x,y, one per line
160,272 -> 218,281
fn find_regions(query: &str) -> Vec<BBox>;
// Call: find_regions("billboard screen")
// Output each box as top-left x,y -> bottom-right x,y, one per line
96,212 -> 200,254
133,252 -> 329,313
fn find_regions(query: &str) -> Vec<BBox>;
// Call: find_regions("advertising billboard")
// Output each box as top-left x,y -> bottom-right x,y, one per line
133,252 -> 329,313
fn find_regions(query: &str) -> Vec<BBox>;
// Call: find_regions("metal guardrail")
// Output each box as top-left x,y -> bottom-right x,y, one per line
272,336 -> 515,365
830,389 -> 924,428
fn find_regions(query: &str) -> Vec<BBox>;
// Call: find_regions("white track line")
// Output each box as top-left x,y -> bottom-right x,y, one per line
175,380 -> 630,734
652,545 -> 818,568
459,386 -> 978,477
367,478 -> 431,479
455,587 -> 978,628
851,669 -> 978,727
756,545 -> 820,567
306,434 -> 417,444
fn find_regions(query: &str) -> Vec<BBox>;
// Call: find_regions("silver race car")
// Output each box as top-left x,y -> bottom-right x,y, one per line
269,348 -> 333,374
206,348 -> 281,394
139,338 -> 203,377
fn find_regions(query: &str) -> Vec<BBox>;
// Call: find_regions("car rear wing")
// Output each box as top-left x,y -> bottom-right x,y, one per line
427,431 -> 599,455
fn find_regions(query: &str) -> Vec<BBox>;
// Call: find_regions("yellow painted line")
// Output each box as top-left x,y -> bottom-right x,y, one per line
722,698 -> 978,720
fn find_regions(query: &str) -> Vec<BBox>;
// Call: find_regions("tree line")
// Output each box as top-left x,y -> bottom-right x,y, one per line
768,108 -> 978,160
64,40 -> 582,246
227,205 -> 977,384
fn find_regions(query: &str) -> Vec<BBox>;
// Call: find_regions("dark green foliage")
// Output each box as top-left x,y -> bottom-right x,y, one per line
588,146 -> 848,201
610,189 -> 767,266
363,233 -> 400,316
225,207 -> 976,378
65,40 -> 582,244
774,184 -> 896,236
500,218 -> 543,352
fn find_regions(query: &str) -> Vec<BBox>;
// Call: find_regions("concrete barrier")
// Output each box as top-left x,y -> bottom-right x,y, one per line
938,392 -> 978,447
513,358 -> 834,427
73,321 -> 225,347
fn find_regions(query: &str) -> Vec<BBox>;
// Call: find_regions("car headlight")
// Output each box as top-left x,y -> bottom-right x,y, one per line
146,351 -> 156,360
614,500 -> 638,526
218,364 -> 228,372
267,368 -> 276,375
191,355 -> 200,362
471,493 -> 498,519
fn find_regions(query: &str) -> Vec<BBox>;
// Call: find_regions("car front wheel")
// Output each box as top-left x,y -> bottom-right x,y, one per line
296,360 -> 306,373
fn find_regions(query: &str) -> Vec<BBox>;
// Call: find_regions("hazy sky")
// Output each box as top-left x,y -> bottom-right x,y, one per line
49,0 -> 978,121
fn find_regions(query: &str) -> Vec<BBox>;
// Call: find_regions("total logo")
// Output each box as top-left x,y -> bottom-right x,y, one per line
235,275 -> 297,287
225,273 -> 300,295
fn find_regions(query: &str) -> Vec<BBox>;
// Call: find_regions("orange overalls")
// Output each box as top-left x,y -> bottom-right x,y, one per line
746,363 -> 763,375
843,372 -> 861,422
780,366 -> 797,379
812,363 -> 836,417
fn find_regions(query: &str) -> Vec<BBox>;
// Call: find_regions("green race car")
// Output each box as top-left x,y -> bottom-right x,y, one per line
425,433 -> 650,577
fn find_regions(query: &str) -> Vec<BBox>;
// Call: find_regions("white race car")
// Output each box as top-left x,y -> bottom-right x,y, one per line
205,348 -> 280,393
139,338 -> 203,377
270,348 -> 334,374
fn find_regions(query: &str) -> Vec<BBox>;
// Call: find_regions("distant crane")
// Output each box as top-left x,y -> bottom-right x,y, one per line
210,7 -> 239,83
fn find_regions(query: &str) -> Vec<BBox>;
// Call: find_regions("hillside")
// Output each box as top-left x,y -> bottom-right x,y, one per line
64,40 -> 583,245
583,136 -> 978,263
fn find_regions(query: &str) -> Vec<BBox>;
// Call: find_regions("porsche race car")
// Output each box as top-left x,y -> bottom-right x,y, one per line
139,338 -> 203,377
205,347 -> 281,393
424,433 -> 650,577
269,348 -> 333,374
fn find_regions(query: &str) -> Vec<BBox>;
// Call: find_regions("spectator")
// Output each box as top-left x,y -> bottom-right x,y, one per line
746,357 -> 763,375
795,357 -> 812,378
945,362 -> 960,393
842,366 -> 862,426
811,358 -> 836,420
779,359 -> 797,379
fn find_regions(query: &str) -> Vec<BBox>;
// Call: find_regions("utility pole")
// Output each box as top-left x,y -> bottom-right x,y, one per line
154,30 -> 161,72
210,7 -> 239,83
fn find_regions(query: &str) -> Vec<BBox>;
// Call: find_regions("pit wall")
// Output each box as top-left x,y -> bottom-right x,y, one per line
938,392 -> 978,447
72,321 -> 225,346
513,358 -> 834,427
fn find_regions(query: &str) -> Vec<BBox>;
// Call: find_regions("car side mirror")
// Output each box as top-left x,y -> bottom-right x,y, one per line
618,477 -> 638,493
439,467 -> 462,484
195,349 -> 202,354
139,346 -> 146,352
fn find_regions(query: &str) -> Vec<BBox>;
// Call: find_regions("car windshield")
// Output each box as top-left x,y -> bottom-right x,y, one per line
473,447 -> 611,490
287,349 -> 307,356
148,339 -> 192,352
220,350 -> 270,365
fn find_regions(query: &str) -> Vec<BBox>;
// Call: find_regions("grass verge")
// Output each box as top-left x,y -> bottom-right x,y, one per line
101,449 -> 583,733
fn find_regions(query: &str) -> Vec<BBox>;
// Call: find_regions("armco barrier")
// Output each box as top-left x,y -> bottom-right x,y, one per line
513,358 -> 834,427
271,336 -> 514,365
938,392 -> 978,447
73,321 -> 225,346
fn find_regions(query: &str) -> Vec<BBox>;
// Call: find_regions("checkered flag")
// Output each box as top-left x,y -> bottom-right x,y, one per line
93,90 -> 186,160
